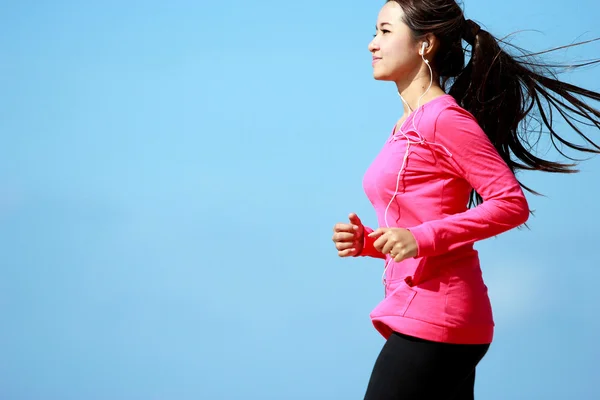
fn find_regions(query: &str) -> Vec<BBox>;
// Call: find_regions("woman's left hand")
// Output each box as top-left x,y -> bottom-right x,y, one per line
368,228 -> 418,262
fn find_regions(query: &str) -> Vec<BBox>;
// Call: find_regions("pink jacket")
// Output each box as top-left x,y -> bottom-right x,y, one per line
357,94 -> 529,344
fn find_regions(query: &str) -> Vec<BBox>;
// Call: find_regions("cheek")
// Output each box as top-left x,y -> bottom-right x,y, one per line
383,39 -> 412,65
389,45 -> 421,74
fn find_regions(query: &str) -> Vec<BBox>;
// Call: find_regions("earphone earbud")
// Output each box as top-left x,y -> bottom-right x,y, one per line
420,42 -> 429,55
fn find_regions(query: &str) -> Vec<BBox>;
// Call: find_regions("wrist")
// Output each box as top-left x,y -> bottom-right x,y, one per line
353,226 -> 366,257
355,226 -> 378,257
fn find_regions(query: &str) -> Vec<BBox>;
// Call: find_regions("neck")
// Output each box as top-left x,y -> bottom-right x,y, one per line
396,70 -> 445,116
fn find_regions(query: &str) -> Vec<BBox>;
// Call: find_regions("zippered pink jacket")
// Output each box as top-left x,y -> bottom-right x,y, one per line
357,94 -> 529,344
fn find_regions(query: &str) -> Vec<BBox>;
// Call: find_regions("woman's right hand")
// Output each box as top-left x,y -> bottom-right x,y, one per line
332,213 -> 364,257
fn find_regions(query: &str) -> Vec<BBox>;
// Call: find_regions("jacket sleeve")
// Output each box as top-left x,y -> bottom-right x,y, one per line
406,106 -> 530,258
355,225 -> 386,259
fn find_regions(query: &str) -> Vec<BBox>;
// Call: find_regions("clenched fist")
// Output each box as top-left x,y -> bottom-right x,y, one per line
332,213 -> 364,257
369,227 -> 418,262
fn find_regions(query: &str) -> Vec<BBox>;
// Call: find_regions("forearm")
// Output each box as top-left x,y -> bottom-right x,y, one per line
408,195 -> 529,258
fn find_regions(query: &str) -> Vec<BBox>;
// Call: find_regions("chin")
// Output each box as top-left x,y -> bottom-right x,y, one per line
372,70 -> 394,81
372,64 -> 395,81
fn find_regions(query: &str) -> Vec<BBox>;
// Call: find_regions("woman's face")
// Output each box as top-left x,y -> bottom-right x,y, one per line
368,2 -> 421,82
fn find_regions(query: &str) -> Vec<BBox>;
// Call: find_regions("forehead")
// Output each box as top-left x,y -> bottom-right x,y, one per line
377,1 -> 404,25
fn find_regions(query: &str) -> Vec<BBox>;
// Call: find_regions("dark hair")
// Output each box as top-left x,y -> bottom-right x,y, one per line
388,0 -> 600,208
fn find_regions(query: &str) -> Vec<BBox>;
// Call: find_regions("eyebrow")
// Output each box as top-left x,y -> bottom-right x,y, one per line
376,22 -> 392,29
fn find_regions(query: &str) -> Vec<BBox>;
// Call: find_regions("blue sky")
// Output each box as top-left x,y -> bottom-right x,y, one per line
1,0 -> 599,399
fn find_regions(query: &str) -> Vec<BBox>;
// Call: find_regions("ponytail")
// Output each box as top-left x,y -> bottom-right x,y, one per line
448,19 -> 600,207
389,0 -> 600,207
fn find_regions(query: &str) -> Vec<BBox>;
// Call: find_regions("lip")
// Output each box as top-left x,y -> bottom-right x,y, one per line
372,57 -> 381,65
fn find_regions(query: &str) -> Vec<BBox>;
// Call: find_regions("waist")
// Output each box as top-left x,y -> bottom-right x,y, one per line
386,247 -> 480,284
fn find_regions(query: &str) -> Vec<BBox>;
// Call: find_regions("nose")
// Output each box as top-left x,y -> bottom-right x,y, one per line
368,38 -> 379,53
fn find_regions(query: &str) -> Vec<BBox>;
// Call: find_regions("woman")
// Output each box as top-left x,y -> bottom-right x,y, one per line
331,1 -> 600,399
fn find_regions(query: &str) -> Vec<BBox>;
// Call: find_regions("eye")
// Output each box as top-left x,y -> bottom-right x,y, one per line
373,29 -> 390,38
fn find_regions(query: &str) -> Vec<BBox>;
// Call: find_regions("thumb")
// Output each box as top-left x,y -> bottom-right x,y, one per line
348,213 -> 362,227
368,227 -> 388,238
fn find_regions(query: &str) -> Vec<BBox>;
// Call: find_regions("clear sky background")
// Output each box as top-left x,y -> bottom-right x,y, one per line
1,0 -> 599,399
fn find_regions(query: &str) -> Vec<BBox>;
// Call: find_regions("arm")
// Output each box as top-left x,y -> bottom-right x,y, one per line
407,106 -> 530,258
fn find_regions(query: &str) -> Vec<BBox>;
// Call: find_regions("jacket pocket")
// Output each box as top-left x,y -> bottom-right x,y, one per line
384,277 -> 417,317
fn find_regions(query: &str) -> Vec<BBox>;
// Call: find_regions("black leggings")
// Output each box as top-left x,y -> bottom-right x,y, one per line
363,332 -> 490,400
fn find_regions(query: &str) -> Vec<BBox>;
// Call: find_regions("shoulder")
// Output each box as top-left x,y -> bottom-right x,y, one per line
431,97 -> 490,146
433,96 -> 478,128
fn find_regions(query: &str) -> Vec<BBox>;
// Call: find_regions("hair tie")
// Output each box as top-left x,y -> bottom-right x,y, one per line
462,19 -> 480,45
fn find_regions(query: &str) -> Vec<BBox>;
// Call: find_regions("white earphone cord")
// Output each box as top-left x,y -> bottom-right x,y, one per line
382,44 -> 436,286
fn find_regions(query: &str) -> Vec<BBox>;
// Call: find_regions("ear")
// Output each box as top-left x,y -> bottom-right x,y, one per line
419,33 -> 437,56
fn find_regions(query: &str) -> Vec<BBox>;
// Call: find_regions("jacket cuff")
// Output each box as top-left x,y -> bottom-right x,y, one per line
355,226 -> 384,258
406,224 -> 435,258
